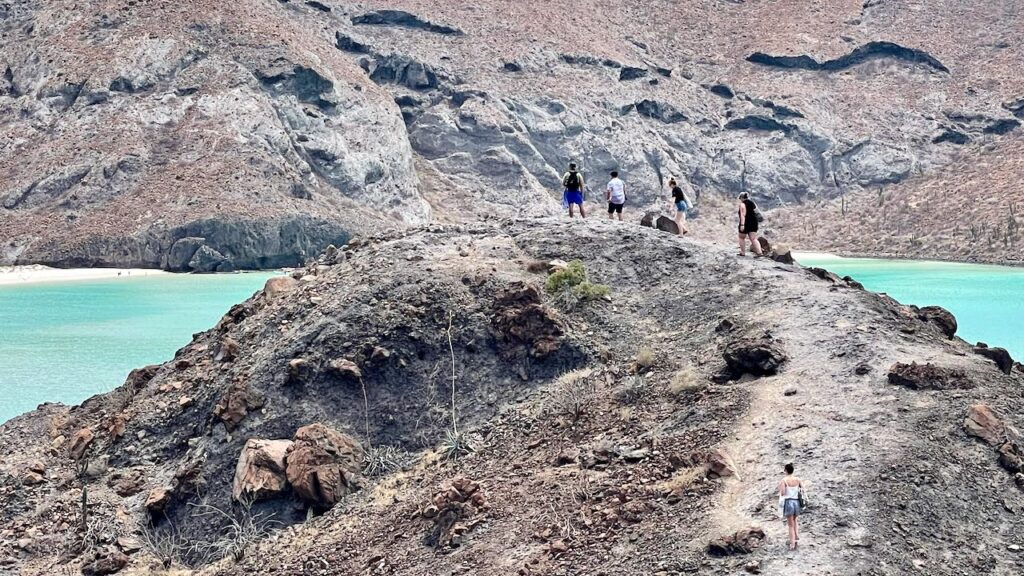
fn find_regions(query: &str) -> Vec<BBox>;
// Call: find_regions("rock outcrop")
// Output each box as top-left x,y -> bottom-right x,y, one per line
285,424 -> 364,511
232,439 -> 292,502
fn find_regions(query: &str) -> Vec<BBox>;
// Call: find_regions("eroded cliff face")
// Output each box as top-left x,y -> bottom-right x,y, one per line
0,0 -> 429,270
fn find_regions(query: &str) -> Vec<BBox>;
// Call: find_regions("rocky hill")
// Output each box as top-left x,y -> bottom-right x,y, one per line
3,1 -> 1023,269
773,132 -> 1024,264
2,220 -> 1023,575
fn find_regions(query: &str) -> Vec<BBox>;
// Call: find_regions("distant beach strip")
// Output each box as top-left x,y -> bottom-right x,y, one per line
0,266 -> 169,287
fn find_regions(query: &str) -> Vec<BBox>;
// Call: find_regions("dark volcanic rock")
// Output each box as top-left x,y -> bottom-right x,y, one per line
655,216 -> 680,235
887,362 -> 972,390
352,10 -> 464,35
747,41 -> 949,73
619,67 -> 648,81
973,343 -> 1014,374
708,527 -> 766,556
915,306 -> 958,339
723,336 -> 787,379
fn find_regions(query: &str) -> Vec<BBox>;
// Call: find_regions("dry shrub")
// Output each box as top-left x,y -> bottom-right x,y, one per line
635,348 -> 657,371
616,375 -> 648,405
668,364 -> 706,396
549,369 -> 598,421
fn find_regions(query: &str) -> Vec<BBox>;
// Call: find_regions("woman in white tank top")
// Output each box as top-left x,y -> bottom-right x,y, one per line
778,463 -> 803,550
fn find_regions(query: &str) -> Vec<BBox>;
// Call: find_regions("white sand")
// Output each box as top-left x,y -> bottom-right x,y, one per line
0,265 -> 168,286
791,251 -> 842,261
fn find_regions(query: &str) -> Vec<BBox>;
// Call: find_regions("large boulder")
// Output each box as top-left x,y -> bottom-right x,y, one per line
285,424 -> 364,511
232,439 -> 293,502
973,343 -> 1013,374
655,215 -> 680,235
916,306 -> 957,339
264,276 -> 299,298
722,336 -> 787,379
887,362 -> 972,390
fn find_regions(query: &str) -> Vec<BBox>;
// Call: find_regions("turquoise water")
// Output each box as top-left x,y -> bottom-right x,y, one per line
795,254 -> 1024,360
0,273 -> 277,423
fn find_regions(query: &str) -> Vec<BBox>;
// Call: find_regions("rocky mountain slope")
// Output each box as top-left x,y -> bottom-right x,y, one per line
3,1 -> 1023,269
774,132 -> 1024,264
2,220 -> 1023,575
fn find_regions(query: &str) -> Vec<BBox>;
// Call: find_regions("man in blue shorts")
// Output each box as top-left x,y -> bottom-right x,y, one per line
562,163 -> 586,218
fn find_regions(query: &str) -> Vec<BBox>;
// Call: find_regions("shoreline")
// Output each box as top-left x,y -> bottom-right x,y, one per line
0,265 -> 170,287
789,249 -> 1024,269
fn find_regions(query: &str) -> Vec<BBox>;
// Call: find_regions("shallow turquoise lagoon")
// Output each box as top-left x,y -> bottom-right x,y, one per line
0,272 -> 277,423
795,254 -> 1024,361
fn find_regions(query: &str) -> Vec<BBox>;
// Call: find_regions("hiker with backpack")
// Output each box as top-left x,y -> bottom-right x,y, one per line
668,178 -> 692,235
606,170 -> 626,221
737,192 -> 763,256
562,163 -> 586,218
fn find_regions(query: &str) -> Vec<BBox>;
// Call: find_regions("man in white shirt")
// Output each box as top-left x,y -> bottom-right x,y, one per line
606,171 -> 626,221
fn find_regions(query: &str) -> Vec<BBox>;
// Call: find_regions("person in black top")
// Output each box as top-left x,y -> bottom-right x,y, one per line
737,192 -> 763,256
668,178 -> 691,235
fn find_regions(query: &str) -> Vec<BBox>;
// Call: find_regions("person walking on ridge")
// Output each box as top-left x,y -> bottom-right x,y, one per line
778,463 -> 804,550
562,162 -> 586,219
606,170 -> 626,221
668,178 -> 691,235
737,192 -> 763,256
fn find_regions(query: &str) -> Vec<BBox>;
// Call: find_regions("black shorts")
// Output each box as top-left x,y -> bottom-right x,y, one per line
608,202 -> 624,214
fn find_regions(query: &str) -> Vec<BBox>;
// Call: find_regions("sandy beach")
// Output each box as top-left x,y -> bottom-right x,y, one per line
0,265 -> 168,287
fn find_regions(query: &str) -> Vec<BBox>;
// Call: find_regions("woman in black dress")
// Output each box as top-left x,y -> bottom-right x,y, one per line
737,192 -> 763,256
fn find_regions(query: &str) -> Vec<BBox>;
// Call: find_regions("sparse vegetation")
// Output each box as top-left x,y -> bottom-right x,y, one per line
440,428 -> 473,461
616,375 -> 648,405
363,445 -> 408,476
544,261 -> 609,310
668,364 -> 706,396
188,497 -> 280,563
635,348 -> 657,371
549,369 -> 599,421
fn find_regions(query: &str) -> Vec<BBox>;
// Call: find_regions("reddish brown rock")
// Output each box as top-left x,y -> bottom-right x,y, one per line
916,306 -> 958,339
69,428 -> 95,460
887,362 -> 971,390
265,276 -> 299,298
285,424 -> 364,511
492,282 -> 565,358
705,449 -> 739,479
233,439 -> 293,502
106,413 -> 127,440
145,487 -> 172,517
965,404 -> 1019,446
707,527 -> 766,556
328,358 -> 362,380
213,380 -> 265,431
215,336 -> 241,363
81,547 -> 129,576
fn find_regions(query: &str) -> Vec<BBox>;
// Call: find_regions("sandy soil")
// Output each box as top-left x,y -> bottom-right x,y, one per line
0,266 -> 168,287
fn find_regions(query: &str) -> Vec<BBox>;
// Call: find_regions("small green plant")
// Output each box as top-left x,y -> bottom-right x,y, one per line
440,428 -> 473,461
544,261 -> 609,310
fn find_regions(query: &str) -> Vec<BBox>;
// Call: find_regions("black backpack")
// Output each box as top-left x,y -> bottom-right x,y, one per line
564,171 -> 581,190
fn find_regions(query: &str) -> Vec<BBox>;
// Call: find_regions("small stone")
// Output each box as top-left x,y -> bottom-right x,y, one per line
69,428 -> 95,460
783,387 -> 798,396
1009,544 -> 1021,552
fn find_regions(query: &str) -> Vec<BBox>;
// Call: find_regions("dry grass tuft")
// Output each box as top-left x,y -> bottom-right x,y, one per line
668,364 -> 706,396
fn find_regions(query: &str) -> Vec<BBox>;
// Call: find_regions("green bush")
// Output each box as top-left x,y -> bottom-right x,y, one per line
544,261 -> 609,310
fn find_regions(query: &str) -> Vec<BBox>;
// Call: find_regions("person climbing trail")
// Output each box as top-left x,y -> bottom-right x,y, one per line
736,192 -> 763,256
562,162 -> 586,219
606,170 -> 626,221
778,463 -> 804,550
668,178 -> 692,235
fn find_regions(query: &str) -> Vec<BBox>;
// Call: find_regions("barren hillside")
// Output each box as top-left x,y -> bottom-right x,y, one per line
774,133 -> 1024,264
3,1 -> 1023,268
2,220 -> 1023,575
